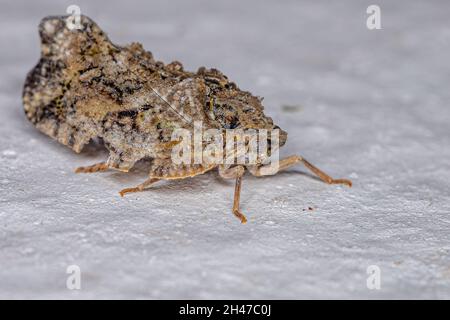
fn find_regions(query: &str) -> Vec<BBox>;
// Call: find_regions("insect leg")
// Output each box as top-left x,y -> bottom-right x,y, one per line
119,178 -> 160,197
218,165 -> 247,223
75,162 -> 109,173
248,155 -> 352,187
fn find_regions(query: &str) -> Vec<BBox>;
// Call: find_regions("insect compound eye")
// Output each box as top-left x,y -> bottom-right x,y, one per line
272,125 -> 287,147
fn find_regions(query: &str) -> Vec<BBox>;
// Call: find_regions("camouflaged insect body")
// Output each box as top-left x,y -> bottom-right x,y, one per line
23,15 -> 287,179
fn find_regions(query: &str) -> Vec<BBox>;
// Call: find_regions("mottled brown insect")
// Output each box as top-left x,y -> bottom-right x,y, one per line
23,15 -> 351,223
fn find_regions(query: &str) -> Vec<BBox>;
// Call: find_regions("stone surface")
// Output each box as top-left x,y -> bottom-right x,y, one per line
0,0 -> 449,299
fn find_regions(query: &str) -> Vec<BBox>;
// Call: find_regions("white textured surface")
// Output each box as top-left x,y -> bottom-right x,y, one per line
1,0 -> 449,299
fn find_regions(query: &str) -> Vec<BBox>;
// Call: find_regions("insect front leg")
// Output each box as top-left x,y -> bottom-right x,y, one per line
218,165 -> 247,224
248,155 -> 352,187
119,178 -> 160,197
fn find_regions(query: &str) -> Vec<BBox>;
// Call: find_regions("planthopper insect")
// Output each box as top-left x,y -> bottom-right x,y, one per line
23,15 -> 351,223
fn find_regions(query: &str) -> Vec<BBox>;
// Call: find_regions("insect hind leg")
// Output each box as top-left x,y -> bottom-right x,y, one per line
75,162 -> 109,173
